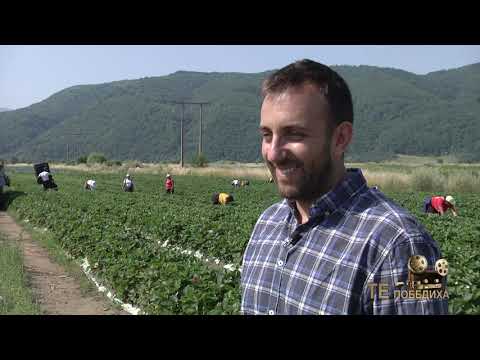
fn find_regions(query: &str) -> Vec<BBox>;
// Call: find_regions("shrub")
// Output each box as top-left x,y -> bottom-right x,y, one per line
77,156 -> 88,164
190,154 -> 208,168
87,152 -> 107,165
106,160 -> 122,167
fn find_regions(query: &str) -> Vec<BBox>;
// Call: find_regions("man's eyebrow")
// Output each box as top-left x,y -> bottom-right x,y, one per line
283,125 -> 309,132
258,125 -> 310,133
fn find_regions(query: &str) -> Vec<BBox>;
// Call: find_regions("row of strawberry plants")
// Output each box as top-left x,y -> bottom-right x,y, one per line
14,171 -> 279,265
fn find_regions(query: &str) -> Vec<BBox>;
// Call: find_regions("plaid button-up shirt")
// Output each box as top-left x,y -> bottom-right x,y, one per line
241,169 -> 449,315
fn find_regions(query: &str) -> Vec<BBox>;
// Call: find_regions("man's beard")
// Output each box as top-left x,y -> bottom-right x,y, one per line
266,145 -> 334,202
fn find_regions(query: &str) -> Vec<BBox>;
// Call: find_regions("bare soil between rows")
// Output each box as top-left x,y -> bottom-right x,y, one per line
0,211 -> 127,315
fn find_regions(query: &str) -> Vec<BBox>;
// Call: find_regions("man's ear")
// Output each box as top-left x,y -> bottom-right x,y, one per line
331,121 -> 353,160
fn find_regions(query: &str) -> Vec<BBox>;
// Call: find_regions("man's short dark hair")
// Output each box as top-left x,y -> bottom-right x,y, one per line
262,59 -> 354,129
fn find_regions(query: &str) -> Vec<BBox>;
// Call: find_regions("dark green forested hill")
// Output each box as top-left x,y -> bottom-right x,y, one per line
0,64 -> 479,163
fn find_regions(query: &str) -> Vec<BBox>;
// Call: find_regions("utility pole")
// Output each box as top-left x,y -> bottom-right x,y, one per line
199,103 -> 203,155
63,131 -> 94,163
159,100 -> 209,167
180,103 -> 184,168
65,135 -> 81,163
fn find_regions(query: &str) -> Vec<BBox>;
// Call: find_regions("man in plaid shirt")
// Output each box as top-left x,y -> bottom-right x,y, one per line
240,59 -> 448,315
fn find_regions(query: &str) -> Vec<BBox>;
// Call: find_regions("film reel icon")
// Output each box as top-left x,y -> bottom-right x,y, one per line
408,255 -> 428,274
435,258 -> 449,277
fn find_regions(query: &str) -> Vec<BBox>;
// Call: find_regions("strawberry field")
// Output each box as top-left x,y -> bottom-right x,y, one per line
4,169 -> 480,314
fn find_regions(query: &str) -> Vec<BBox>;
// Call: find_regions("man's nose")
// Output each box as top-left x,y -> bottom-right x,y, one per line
265,136 -> 286,164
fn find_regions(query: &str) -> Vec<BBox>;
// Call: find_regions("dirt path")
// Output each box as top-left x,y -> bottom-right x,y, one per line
0,211 -> 127,315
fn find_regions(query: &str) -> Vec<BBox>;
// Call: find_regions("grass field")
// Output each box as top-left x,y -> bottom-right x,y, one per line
0,235 -> 40,315
2,165 -> 480,314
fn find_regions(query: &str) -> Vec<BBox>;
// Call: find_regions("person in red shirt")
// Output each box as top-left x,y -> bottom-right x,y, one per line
424,195 -> 458,216
165,174 -> 174,194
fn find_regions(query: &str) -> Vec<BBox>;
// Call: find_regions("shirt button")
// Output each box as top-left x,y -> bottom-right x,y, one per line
277,260 -> 284,267
325,211 -> 330,216
268,310 -> 275,315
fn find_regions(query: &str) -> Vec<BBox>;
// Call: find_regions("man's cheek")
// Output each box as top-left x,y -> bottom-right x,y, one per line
262,146 -> 272,164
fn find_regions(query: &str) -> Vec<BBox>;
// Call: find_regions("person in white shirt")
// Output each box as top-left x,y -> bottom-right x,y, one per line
38,170 -> 58,191
122,174 -> 134,192
84,179 -> 96,191
38,171 -> 50,182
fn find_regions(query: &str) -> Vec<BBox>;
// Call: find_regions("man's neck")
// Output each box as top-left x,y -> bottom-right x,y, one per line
295,165 -> 347,224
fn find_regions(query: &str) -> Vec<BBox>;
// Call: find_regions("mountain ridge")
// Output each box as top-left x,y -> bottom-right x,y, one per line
1,63 -> 479,163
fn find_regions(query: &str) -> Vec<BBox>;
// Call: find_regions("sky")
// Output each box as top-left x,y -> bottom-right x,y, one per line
1,45 -> 479,110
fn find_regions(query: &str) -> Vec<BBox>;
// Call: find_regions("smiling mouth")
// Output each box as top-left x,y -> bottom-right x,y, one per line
279,168 -> 296,175
276,165 -> 301,176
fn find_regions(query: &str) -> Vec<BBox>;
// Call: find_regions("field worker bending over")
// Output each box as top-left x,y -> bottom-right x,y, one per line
122,174 -> 134,192
241,59 -> 447,315
38,170 -> 58,191
233,179 -> 249,187
165,174 -> 174,194
212,192 -> 234,205
84,179 -> 96,191
423,195 -> 458,216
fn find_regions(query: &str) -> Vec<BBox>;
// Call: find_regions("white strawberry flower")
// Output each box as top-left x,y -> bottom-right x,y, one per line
223,264 -> 236,272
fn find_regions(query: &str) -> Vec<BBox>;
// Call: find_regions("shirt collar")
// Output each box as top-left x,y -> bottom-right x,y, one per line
286,168 -> 368,219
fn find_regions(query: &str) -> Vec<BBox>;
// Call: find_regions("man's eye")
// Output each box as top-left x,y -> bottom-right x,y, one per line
261,133 -> 272,139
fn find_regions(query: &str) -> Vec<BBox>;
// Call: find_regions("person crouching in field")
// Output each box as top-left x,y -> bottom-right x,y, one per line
38,170 -> 58,191
122,174 -> 134,192
423,195 -> 458,216
233,179 -> 249,187
212,192 -> 234,205
84,179 -> 96,191
165,174 -> 174,194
